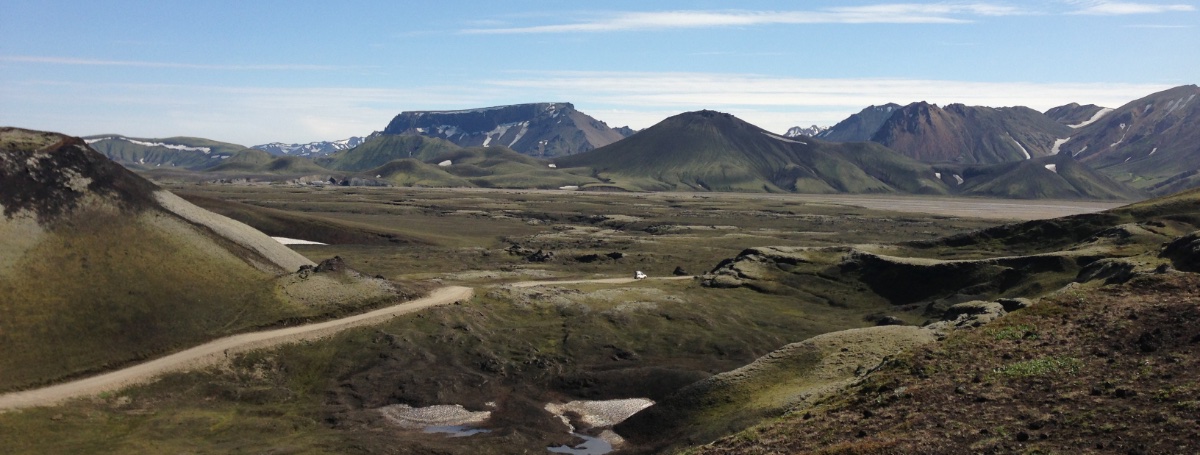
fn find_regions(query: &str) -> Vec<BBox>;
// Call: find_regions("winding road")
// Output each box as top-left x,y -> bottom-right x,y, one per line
0,276 -> 693,411
0,286 -> 473,411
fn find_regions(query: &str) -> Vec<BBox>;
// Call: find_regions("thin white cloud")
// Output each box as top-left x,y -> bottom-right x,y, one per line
462,4 -> 1026,34
1068,1 -> 1196,15
484,71 -> 1173,132
1,73 -> 1175,143
0,55 -> 342,71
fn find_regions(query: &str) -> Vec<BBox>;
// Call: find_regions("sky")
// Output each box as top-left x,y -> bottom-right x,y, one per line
1,1 -> 1197,146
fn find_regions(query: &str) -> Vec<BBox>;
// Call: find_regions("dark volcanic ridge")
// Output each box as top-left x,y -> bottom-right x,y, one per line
1,127 -> 159,223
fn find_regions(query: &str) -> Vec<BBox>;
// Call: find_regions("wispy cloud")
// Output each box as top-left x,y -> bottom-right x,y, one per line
2,73 -> 1173,144
462,4 -> 1026,34
1067,1 -> 1196,15
484,71 -> 1172,131
0,56 -> 343,71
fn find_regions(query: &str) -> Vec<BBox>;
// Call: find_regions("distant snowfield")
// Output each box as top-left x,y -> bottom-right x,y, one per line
272,237 -> 327,245
85,136 -> 212,154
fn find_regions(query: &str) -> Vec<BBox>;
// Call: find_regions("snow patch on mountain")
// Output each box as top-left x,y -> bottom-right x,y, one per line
764,132 -> 806,144
1068,108 -> 1114,128
1051,137 -> 1070,155
1007,133 -> 1031,159
253,137 -> 367,157
784,125 -> 830,138
86,136 -> 212,154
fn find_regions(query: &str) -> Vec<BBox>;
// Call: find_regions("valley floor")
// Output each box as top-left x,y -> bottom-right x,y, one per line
0,185 -> 1147,454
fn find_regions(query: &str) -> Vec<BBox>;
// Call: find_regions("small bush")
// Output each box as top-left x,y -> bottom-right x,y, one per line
993,356 -> 1083,378
989,324 -> 1039,340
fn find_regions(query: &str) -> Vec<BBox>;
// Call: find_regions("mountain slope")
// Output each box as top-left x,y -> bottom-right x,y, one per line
1045,102 -> 1109,126
382,103 -> 626,157
816,103 -> 902,142
555,110 -> 948,194
0,128 -> 399,392
207,148 -> 330,175
84,135 -> 247,170
870,102 -> 1072,164
427,147 -> 600,189
1058,85 -> 1200,193
318,134 -> 461,172
943,153 -> 1145,200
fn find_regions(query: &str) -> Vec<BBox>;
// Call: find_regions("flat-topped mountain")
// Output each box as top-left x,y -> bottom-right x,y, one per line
555,110 -> 947,194
382,102 -> 628,157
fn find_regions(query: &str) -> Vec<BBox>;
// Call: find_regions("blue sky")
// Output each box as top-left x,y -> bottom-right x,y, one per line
1,1 -> 1196,145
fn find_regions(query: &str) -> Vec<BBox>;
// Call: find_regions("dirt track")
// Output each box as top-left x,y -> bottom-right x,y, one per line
509,276 -> 694,288
0,286 -> 473,411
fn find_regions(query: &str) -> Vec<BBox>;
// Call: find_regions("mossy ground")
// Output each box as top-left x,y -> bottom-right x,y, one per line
693,273 -> 1200,455
0,184 -> 1137,454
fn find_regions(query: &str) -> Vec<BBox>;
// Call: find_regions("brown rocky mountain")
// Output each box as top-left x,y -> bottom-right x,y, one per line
868,102 -> 1072,164
382,102 -> 628,158
1056,85 -> 1200,194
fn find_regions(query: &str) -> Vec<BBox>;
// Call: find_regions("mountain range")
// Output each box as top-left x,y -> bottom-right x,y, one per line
62,84 -> 1200,199
554,110 -> 1136,199
783,125 -> 829,138
252,136 -> 368,157
1059,85 -> 1200,193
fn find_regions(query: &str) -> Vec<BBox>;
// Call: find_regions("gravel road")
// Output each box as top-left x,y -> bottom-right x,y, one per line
0,286 -> 473,411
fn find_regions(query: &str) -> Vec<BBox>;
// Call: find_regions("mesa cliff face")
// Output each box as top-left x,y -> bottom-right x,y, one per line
382,102 -> 628,157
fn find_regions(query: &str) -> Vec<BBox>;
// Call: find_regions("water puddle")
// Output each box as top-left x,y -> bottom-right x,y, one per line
543,398 -> 654,454
424,425 -> 491,437
548,433 -> 612,455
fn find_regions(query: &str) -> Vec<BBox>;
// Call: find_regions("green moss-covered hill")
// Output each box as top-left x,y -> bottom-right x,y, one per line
555,110 -> 948,194
0,128 -> 400,392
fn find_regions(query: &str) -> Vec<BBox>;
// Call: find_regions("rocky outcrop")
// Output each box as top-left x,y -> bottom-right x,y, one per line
1,128 -> 159,223
1162,231 -> 1200,272
701,246 -> 812,288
